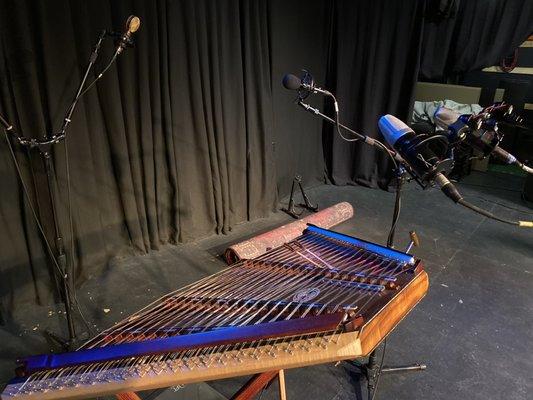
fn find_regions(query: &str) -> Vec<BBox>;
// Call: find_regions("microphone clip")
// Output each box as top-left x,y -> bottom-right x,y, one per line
296,70 -> 315,100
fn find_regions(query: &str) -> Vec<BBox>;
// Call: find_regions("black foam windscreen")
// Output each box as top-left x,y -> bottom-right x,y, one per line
282,74 -> 301,91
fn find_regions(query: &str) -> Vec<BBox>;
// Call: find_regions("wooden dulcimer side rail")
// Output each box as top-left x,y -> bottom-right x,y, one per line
18,312 -> 348,375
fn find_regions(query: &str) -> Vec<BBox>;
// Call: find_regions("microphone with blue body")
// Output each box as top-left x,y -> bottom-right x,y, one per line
378,114 -> 533,227
378,114 -> 454,189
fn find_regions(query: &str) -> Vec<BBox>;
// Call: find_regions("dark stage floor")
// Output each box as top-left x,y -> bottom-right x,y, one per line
1,171 -> 532,399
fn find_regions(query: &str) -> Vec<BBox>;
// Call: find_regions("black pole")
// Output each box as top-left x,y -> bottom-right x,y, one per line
0,29 -> 116,349
42,150 -> 76,342
294,98 -> 426,398
59,30 -> 107,137
297,99 -> 403,162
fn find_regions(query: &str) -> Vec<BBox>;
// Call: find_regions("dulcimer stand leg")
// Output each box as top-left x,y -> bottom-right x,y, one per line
231,370 -> 286,400
116,369 -> 287,400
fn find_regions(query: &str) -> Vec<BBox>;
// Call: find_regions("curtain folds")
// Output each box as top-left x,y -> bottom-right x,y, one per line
421,0 -> 533,79
0,0 -> 278,317
323,0 -> 427,188
2,0 -> 530,320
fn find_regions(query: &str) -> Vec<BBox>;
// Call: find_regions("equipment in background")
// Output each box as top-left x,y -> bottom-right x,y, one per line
282,72 -> 405,165
434,103 -> 533,174
379,115 -> 533,227
281,175 -> 319,219
0,16 -> 141,350
1,225 -> 428,400
224,202 -> 353,264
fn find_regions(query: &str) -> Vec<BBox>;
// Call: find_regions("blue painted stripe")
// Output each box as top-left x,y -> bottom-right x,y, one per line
20,312 -> 343,373
304,224 -> 415,265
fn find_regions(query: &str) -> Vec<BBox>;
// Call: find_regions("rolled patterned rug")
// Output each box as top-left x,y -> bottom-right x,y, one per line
224,202 -> 354,264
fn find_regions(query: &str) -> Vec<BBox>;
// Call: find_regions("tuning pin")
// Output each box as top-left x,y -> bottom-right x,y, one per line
405,231 -> 420,253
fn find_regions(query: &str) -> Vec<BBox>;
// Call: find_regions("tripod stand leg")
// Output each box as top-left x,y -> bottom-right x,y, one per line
381,363 -> 426,373
42,151 -> 78,350
347,348 -> 427,398
297,178 -> 318,212
282,178 -> 303,219
278,369 -> 287,400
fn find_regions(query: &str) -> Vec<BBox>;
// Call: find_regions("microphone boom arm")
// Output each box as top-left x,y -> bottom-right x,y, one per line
58,29 -> 108,138
4,29 -> 113,149
297,100 -> 404,163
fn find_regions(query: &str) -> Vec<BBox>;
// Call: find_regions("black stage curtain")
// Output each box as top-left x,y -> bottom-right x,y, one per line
0,0 -> 337,319
270,0 -> 331,193
324,0 -> 426,188
421,0 -> 533,79
7,0 -> 526,319
0,0 -> 281,316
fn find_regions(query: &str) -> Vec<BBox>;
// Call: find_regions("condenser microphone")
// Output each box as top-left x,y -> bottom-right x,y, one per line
116,15 -> 141,55
378,114 -> 453,186
282,73 -> 333,97
378,114 -> 533,227
379,115 -> 462,201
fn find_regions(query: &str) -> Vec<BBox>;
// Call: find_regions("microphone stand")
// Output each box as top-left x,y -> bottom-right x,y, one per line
2,29 -> 114,350
296,99 -> 426,399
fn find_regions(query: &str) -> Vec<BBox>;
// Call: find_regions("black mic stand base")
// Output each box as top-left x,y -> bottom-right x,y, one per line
294,82 -> 428,399
281,175 -> 318,219
348,355 -> 426,394
381,363 -> 427,373
43,329 -> 88,352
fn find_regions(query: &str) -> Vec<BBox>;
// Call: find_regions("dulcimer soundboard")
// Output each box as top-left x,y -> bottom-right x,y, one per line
2,225 -> 429,399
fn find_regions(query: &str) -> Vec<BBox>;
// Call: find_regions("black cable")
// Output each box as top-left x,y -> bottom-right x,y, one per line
438,175 -> 533,227
63,137 -> 93,334
327,94 -> 399,170
3,130 -> 92,333
331,95 -> 359,143
369,339 -> 387,400
457,198 -> 521,226
470,195 -> 533,216
59,51 -> 118,138
4,132 -> 70,281
73,52 -> 118,104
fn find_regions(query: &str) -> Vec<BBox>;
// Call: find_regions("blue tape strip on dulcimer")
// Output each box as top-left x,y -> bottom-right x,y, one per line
304,224 -> 415,265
